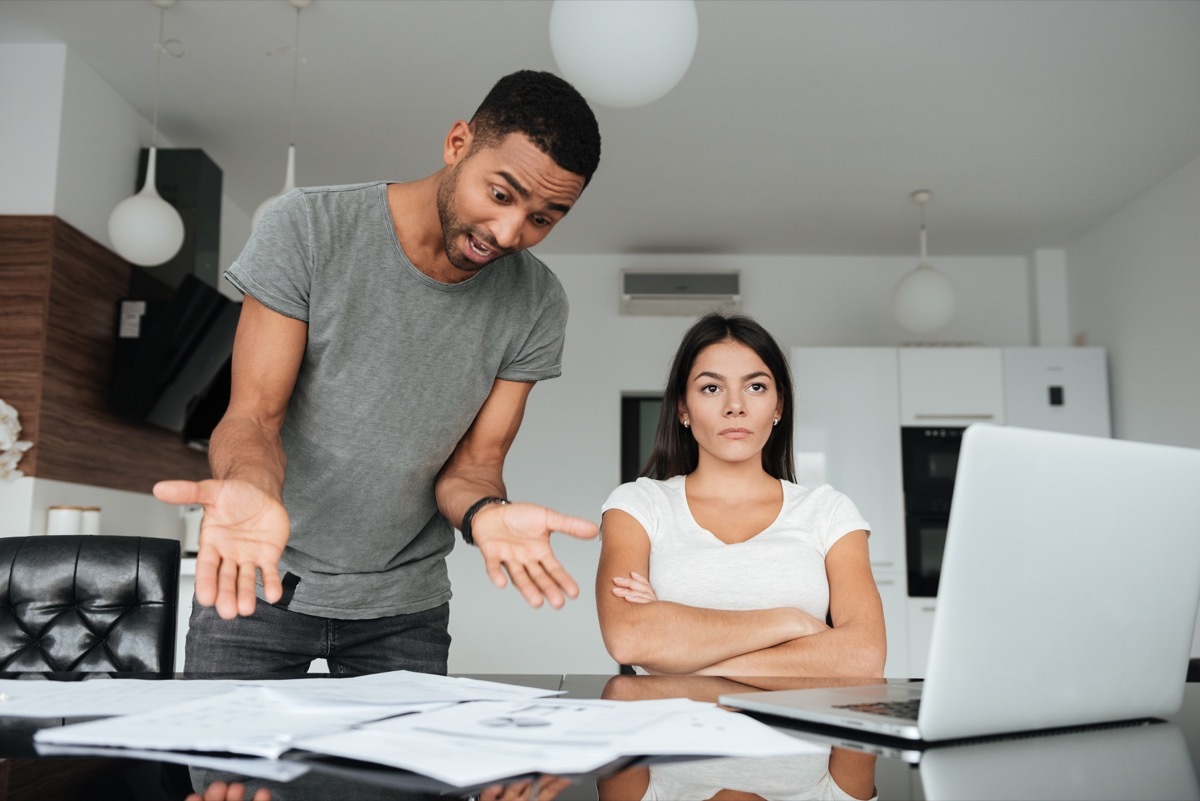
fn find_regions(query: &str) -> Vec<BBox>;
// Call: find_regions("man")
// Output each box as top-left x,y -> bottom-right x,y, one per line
154,70 -> 602,676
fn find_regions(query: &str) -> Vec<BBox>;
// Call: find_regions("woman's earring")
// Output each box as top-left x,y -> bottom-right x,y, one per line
773,417 -> 779,426
683,420 -> 690,428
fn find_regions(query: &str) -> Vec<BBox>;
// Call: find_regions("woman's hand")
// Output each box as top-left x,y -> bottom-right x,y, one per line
611,571 -> 657,603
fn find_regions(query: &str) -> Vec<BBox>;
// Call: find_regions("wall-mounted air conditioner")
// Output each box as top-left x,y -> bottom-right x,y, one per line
619,270 -> 741,316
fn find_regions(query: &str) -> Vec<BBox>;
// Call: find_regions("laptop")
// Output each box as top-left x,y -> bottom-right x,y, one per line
720,424 -> 1200,741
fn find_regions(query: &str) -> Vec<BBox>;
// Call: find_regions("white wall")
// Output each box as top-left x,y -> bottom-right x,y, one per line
0,44 -> 65,214
0,477 -> 184,541
55,47 -> 148,245
1066,153 -> 1200,450
0,43 -> 251,298
1065,153 -> 1200,660
446,252 -> 1033,672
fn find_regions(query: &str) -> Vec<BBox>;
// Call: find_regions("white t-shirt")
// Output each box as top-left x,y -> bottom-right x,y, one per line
642,751 -> 875,801
601,476 -> 870,621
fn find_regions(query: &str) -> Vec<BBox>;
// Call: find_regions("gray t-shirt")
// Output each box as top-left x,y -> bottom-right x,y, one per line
224,182 -> 568,618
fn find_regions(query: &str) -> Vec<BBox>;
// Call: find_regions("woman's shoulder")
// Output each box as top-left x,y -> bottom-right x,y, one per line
603,475 -> 685,508
782,480 -> 858,508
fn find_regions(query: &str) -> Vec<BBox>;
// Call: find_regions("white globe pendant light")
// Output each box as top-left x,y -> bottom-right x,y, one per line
549,0 -> 698,108
108,146 -> 185,267
107,0 -> 185,267
893,190 -> 957,333
253,0 -> 310,231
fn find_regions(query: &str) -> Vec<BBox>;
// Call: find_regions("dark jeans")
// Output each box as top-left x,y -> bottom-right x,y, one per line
184,596 -> 451,677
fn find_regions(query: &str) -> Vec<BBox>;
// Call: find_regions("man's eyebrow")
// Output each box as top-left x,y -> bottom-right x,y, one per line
497,171 -> 573,214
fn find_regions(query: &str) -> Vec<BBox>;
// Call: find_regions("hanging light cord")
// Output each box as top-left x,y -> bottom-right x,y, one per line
151,7 -> 185,149
289,5 -> 302,147
919,204 -> 928,262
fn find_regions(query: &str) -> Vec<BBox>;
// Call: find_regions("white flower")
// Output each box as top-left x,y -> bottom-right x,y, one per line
0,399 -> 32,481
0,398 -> 21,451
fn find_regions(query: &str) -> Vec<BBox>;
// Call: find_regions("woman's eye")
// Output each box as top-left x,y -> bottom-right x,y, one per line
700,384 -> 720,395
748,383 -> 767,393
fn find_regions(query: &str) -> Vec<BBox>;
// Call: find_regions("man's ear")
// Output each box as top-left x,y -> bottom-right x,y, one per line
443,119 -> 473,167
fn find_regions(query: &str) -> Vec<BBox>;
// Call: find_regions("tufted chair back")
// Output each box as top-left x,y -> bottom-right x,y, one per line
0,535 -> 180,673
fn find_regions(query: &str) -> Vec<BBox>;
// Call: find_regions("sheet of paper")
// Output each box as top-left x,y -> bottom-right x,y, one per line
0,669 -> 558,718
34,685 -> 448,758
617,705 -> 828,757
293,697 -> 821,787
0,677 -> 251,718
36,743 -> 311,782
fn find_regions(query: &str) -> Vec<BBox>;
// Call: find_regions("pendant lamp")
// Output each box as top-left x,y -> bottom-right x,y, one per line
107,0 -> 185,267
253,0 -> 311,231
549,0 -> 698,108
893,190 -> 957,333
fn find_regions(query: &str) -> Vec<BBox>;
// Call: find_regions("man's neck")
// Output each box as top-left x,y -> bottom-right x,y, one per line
386,178 -> 466,284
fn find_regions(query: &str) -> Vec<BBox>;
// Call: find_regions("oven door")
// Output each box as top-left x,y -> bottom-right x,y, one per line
906,511 -> 949,597
901,427 -> 964,495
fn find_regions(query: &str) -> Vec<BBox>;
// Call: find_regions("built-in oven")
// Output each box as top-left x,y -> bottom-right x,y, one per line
901,426 -> 965,597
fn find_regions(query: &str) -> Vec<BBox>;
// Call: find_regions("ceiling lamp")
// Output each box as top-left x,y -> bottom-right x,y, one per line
253,0 -> 311,230
893,189 -> 957,333
107,0 -> 185,267
549,0 -> 698,108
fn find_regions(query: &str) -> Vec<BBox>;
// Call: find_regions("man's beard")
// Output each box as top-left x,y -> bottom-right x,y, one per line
436,163 -> 503,273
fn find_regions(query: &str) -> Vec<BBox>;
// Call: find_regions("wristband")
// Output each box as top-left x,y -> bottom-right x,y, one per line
460,496 -> 509,546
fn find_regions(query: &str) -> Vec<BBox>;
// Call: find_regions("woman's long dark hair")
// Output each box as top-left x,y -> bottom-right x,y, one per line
641,313 -> 795,482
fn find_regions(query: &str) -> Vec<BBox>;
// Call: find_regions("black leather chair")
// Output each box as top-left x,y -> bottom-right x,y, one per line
0,535 -> 180,673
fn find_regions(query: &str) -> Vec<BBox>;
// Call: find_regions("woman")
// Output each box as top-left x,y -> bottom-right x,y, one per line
596,313 -> 885,677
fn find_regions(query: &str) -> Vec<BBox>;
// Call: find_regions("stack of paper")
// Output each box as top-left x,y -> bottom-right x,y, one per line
27,671 -> 822,788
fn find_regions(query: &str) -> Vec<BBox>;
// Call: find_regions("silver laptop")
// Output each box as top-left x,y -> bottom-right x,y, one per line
720,424 -> 1200,741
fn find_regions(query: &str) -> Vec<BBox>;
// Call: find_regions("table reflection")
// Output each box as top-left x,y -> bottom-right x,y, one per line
188,768 -> 572,801
596,674 -> 877,801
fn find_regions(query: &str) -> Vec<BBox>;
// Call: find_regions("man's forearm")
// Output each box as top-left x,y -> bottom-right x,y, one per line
435,463 -> 506,530
208,414 -> 287,499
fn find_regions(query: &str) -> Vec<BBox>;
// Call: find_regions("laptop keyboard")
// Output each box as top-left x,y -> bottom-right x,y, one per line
834,699 -> 921,719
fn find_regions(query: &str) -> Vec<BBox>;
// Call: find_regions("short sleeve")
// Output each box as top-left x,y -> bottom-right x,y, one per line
223,189 -> 312,321
821,487 -> 872,553
601,479 -> 660,544
496,270 -> 568,382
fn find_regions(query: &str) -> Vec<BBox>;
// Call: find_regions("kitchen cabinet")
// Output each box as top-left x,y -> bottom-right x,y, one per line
1002,347 -> 1111,436
790,348 -> 906,572
791,345 -> 1111,677
898,348 -> 1005,426
790,347 -> 908,676
907,598 -> 939,677
874,574 -> 910,677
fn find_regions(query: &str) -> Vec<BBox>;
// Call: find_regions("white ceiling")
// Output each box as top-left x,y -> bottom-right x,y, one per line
3,0 -> 1200,257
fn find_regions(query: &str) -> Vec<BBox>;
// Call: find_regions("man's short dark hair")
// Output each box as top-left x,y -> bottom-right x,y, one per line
470,70 -> 601,187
